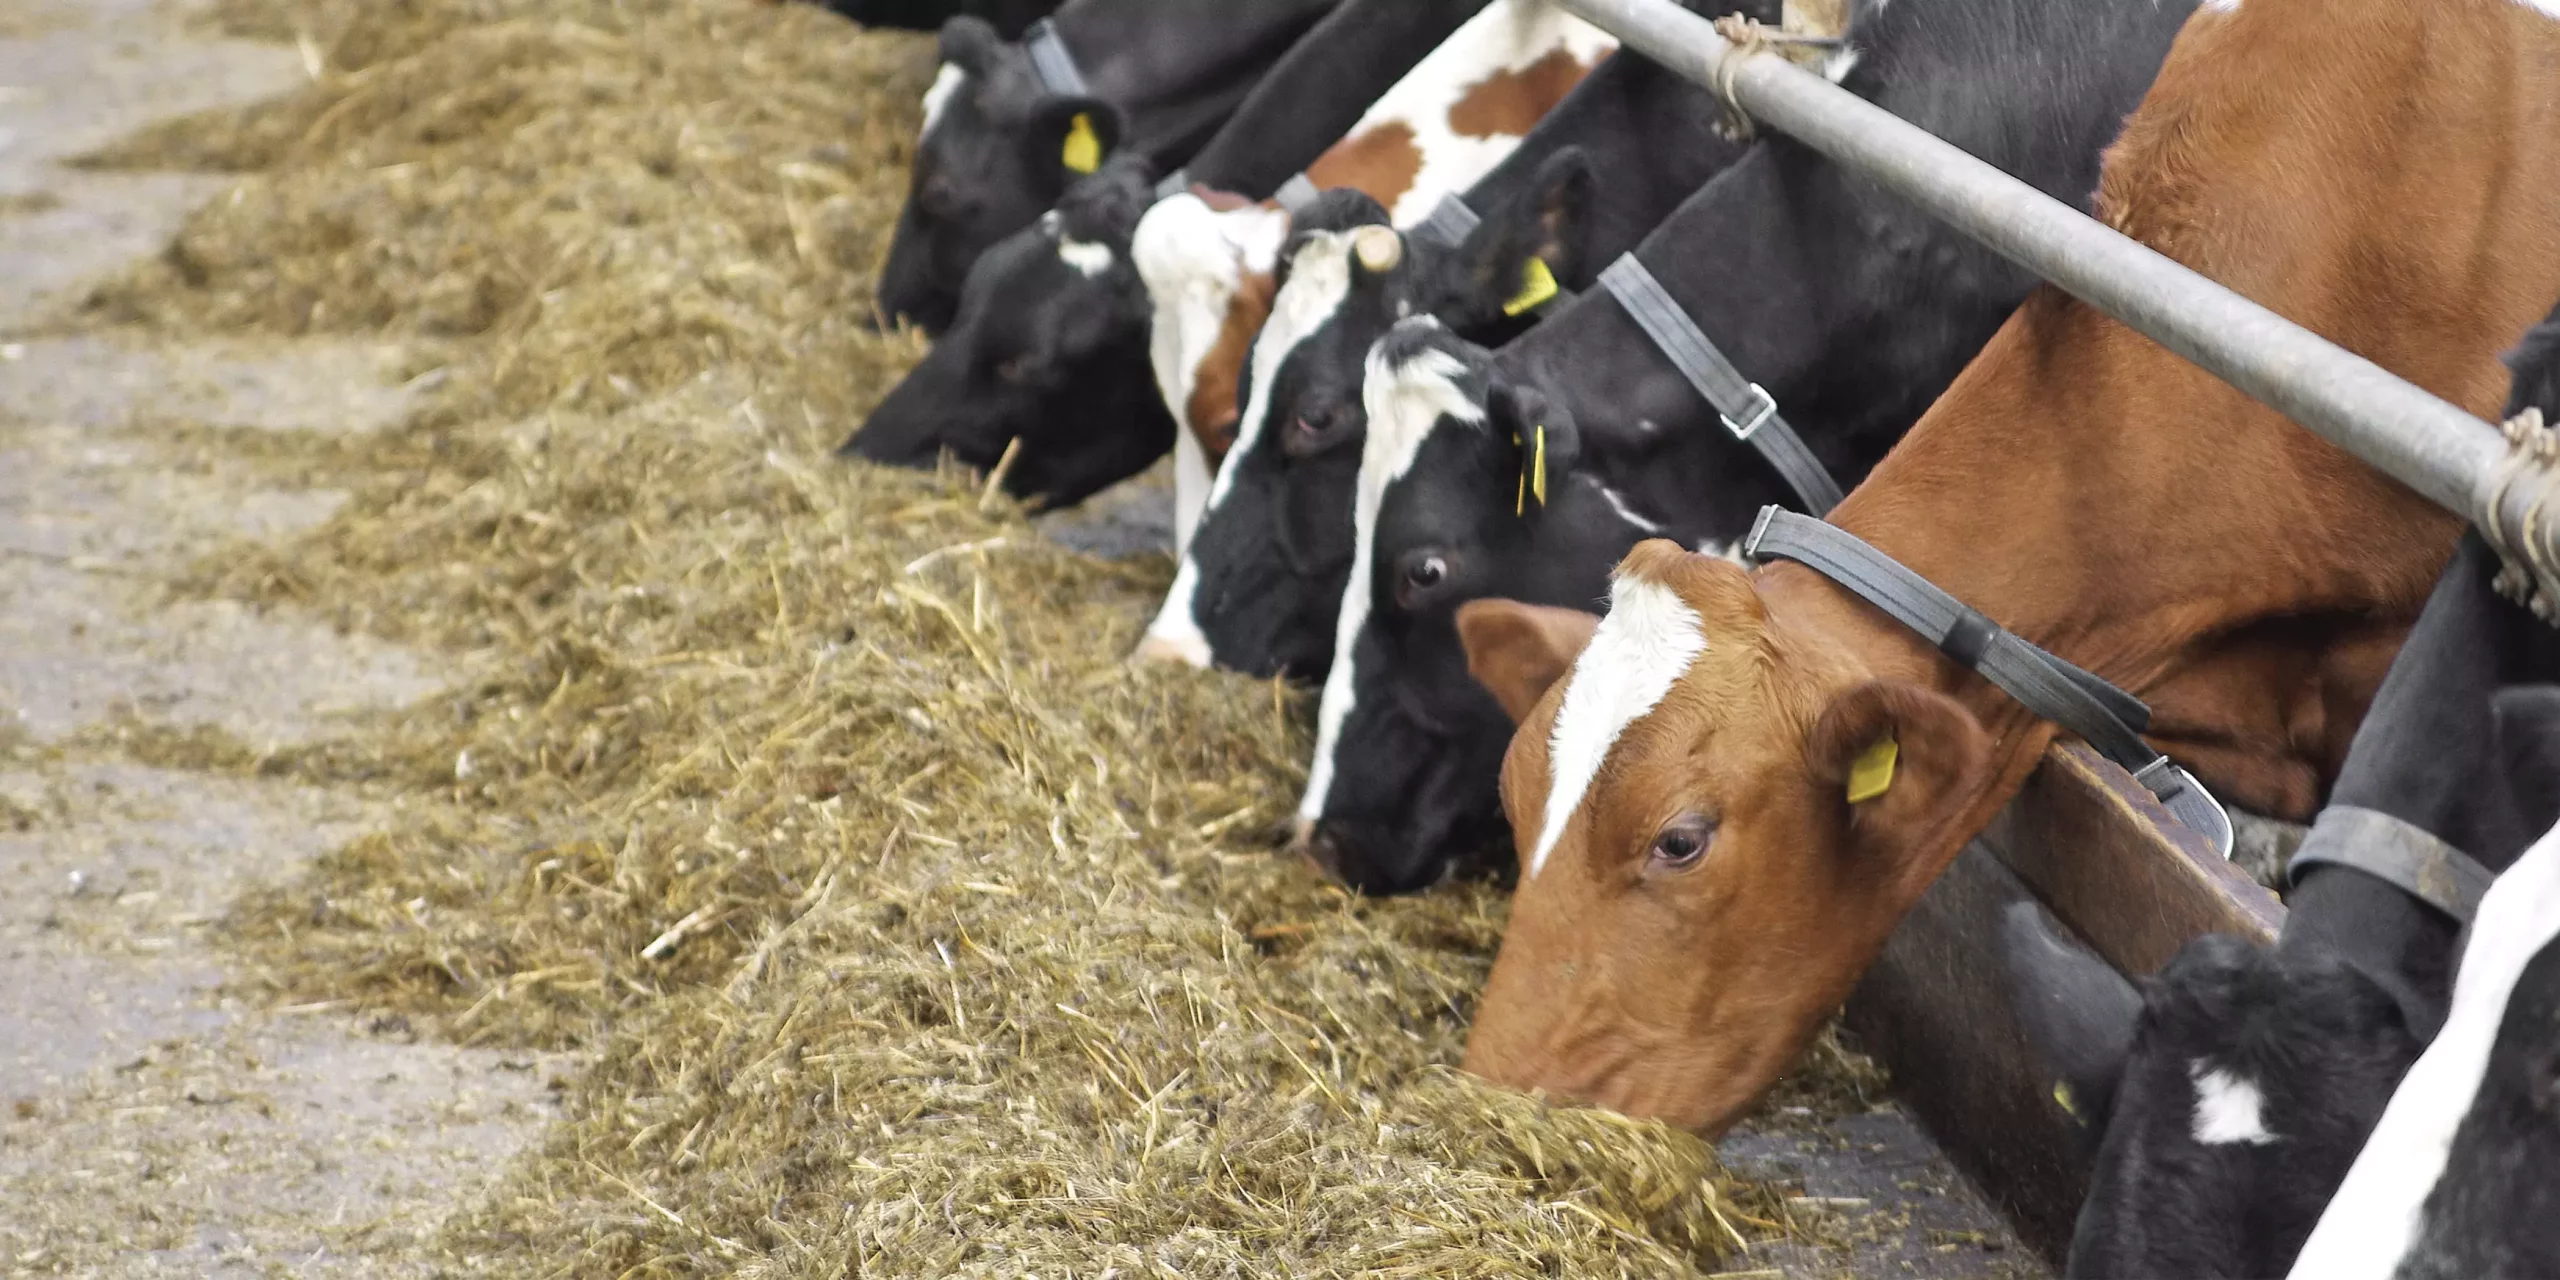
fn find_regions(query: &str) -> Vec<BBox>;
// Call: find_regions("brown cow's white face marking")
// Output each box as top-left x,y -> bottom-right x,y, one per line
1528,574 -> 1709,876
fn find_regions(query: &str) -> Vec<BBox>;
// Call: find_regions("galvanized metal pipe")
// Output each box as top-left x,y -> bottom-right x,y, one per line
1558,0 -> 2517,527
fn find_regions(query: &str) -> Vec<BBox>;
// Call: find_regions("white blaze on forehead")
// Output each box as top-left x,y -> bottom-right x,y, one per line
2187,1064 -> 2277,1146
1528,575 -> 1708,877
1057,237 -> 1115,278
1138,219 -> 1350,659
921,63 -> 965,136
1132,194 -> 1291,441
1297,326 -> 1481,823
2288,816 -> 2560,1279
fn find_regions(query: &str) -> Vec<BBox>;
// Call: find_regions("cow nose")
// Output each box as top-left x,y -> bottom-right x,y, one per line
1295,818 -> 1354,885
1132,630 -> 1213,668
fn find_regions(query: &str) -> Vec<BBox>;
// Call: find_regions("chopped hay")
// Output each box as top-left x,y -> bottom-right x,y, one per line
74,0 -> 1887,1272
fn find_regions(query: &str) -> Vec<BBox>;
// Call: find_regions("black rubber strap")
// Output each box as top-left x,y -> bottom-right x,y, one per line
1598,255 -> 1845,515
2289,805 -> 2494,924
1746,507 -> 2234,855
1273,173 -> 1322,215
1413,194 -> 1481,249
1154,167 -> 1192,202
1023,18 -> 1090,98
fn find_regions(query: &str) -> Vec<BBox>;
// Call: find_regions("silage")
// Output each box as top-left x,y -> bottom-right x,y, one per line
73,0 -> 1874,1272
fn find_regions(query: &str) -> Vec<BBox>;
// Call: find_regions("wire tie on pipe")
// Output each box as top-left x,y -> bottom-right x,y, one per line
2484,406 -> 2560,626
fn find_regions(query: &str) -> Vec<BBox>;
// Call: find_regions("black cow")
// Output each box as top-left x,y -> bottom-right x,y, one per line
876,0 -> 1339,333
815,0 -> 1057,38
845,155 -> 1172,509
1137,0 -> 1770,675
2003,307 -> 2560,1280
1297,0 -> 2200,894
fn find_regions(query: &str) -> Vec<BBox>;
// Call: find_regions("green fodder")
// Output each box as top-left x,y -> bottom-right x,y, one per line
85,0 -> 1870,1272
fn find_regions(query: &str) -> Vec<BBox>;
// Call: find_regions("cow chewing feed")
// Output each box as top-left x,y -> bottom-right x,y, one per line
1452,0 -> 2560,1137
852,0 -> 1605,523
874,0 -> 1339,333
1997,308 -> 2560,1280
1290,0 -> 2198,894
1131,0 -> 1616,564
842,155 -> 1172,509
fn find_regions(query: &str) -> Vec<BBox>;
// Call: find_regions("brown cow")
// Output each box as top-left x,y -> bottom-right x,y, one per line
1451,0 -> 2560,1136
1134,0 -> 1614,554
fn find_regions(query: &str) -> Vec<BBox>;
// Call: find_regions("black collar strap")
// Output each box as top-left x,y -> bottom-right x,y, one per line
1023,18 -> 1090,98
1155,168 -> 1191,201
1273,173 -> 1322,215
1745,507 -> 2236,856
1600,255 -> 1845,516
1413,194 -> 1481,249
2288,805 -> 2493,924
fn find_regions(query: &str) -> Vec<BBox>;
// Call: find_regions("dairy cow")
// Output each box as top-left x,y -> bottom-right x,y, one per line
1288,0 -> 2199,893
849,0 -> 1608,508
1132,0 -> 1618,554
874,0 -> 1339,333
1134,0 -> 1774,673
2292,796 -> 2560,1280
1998,310 -> 2560,1279
1449,0 -> 2560,1136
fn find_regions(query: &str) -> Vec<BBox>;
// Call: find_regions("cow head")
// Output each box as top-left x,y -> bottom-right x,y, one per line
843,154 -> 1171,509
876,16 -> 1125,334
1135,157 -> 1598,676
1293,320 -> 1671,894
2001,681 -> 2560,1278
2002,915 -> 2419,1279
1452,537 -> 1996,1134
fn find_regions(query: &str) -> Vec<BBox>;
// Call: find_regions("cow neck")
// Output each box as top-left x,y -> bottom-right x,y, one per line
1066,0 -> 1329,165
1757,280 -> 2476,854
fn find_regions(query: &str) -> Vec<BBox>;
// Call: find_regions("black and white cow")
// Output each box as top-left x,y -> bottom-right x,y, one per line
814,0 -> 1057,37
1293,0 -> 2200,893
845,155 -> 1172,509
2001,309 -> 2560,1279
2291,807 -> 2560,1280
1134,0 -> 1774,673
874,0 -> 1339,333
849,3 -> 1604,509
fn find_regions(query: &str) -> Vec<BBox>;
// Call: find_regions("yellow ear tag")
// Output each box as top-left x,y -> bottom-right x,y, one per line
1062,112 -> 1102,174
1846,734 -> 1898,804
1504,257 -> 1560,317
1531,424 -> 1548,508
2053,1080 -> 2081,1120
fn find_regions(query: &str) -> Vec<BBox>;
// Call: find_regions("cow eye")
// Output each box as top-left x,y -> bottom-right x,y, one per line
1649,816 -> 1716,871
1395,551 -> 1454,608
1281,403 -> 1357,458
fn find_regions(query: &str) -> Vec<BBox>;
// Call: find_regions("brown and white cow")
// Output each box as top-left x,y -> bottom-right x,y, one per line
1132,0 -> 1615,555
1451,0 -> 2560,1136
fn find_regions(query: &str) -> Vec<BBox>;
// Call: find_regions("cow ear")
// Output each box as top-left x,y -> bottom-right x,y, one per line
1027,97 -> 1124,186
2000,901 -> 2141,1140
938,15 -> 1004,76
1457,599 -> 1599,724
1451,148 -> 1595,326
1806,679 -> 1991,905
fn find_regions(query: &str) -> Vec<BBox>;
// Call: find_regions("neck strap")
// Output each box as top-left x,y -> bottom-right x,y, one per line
2289,806 -> 2493,924
1599,255 -> 1844,516
1023,18 -> 1090,98
1745,506 -> 2235,856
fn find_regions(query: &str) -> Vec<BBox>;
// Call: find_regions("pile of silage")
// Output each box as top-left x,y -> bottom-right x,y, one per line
75,0 -> 1875,1272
